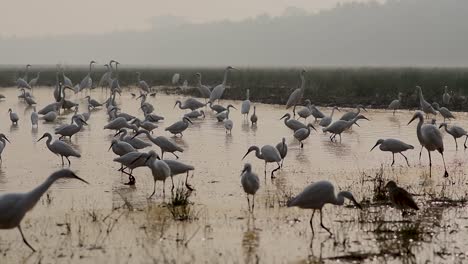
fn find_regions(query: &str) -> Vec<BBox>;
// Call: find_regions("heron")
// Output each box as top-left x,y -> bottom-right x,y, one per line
286,69 -> 306,117
209,66 -> 237,103
18,88 -> 32,100
224,110 -> 234,134
16,64 -> 31,90
242,145 -> 281,178
216,105 -> 237,122
432,102 -> 454,122
98,64 -> 111,89
388,93 -> 402,115
61,66 -> 74,88
31,106 -> 39,127
174,98 -> 205,111
442,86 -> 450,105
340,104 -> 367,121
109,107 -> 135,122
142,153 -> 171,198
297,99 -> 312,121
55,116 -> 87,140
136,72 -> 151,93
415,86 -> 437,117
0,134 -> 11,163
207,102 -> 228,114
137,93 -> 154,114
114,129 -> 151,149
165,117 -> 193,137
113,150 -> 157,185
104,116 -> 138,132
85,96 -> 103,108
144,112 -> 165,123
110,61 -> 121,92
323,115 -> 369,142
241,89 -> 251,118
240,163 -> 260,212
40,108 -> 58,122
408,111 -> 448,177
247,106 -> 257,127
194,72 -> 211,98
0,169 -> 88,252
24,94 -> 37,106
385,181 -> 419,216
310,105 -> 325,121
294,123 -> 316,148
78,60 -> 96,93
280,113 -> 307,132
8,108 -> 19,125
38,133 -> 81,166
74,104 -> 92,122
371,139 -> 414,166
109,139 -> 136,157
184,110 -> 205,119
133,130 -> 183,159
60,86 -> 78,110
439,123 -> 468,150
28,72 -> 40,88
287,180 -> 361,236
275,138 -> 288,168
319,106 -> 340,127
163,159 -> 195,191
132,118 -> 158,133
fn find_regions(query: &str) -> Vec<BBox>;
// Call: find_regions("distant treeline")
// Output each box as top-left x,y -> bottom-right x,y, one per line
2,66 -> 468,110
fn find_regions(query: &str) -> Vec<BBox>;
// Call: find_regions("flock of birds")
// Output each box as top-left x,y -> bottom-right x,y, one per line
0,62 -> 463,251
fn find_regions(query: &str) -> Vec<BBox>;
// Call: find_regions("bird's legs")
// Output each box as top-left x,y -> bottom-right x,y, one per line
271,162 -> 281,178
264,161 -> 267,178
281,158 -> 284,168
464,135 -> 468,149
18,225 -> 36,252
170,176 -> 175,192
310,210 -> 316,237
252,195 -> 255,213
61,156 -> 65,166
246,195 -> 251,212
320,209 -> 332,236
121,170 -> 135,185
400,152 -> 410,166
454,137 -> 458,150
185,172 -> 194,191
339,134 -> 342,142
419,146 -> 423,161
427,149 -> 432,167
149,181 -> 157,199
66,156 -> 71,166
393,109 -> 395,115
440,152 -> 449,178
391,153 -> 395,166
293,104 -> 297,117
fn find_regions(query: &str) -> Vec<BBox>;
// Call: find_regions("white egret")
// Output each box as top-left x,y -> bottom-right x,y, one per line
319,106 -> 340,127
133,130 -> 183,159
31,106 -> 38,127
16,64 -> 31,89
0,169 -> 88,252
55,116 -> 87,140
280,113 -> 307,132
114,129 -> 151,149
250,106 -> 258,125
40,109 -> 58,122
137,93 -> 154,114
241,89 -> 251,118
136,72 -> 151,93
371,139 -> 414,166
165,117 -> 193,137
216,105 -> 236,122
194,72 -> 211,98
174,98 -> 205,111
297,99 -> 312,121
323,115 -> 369,142
286,69 -> 306,117
108,139 -> 136,157
209,66 -> 237,103
8,108 -> 19,125
38,133 -> 81,166
224,110 -> 234,134
294,123 -> 316,148
24,94 -> 37,106
388,93 -> 402,115
439,123 -> 468,150
78,60 -> 96,93
432,102 -> 454,122
104,117 -> 138,132
172,73 -> 180,85
408,111 -> 448,177
275,138 -> 288,168
28,72 -> 40,88
85,96 -> 103,108
287,181 -> 361,236
0,134 -> 10,163
310,105 -> 325,121
132,118 -> 158,133
184,110 -> 205,119
340,104 -> 367,121
242,145 -> 281,178
144,112 -> 165,123
385,181 -> 419,215
415,86 -> 437,117
442,86 -> 450,105
113,150 -> 157,185
240,163 -> 260,212
142,153 -> 171,198
98,64 -> 111,89
207,102 -> 227,113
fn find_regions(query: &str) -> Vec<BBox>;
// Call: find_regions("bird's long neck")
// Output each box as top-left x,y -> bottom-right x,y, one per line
88,62 -> 93,75
418,88 -> 425,104
254,148 -> 263,160
253,107 -> 256,115
197,77 -> 202,87
24,66 -> 30,80
24,175 -> 59,211
355,107 -> 361,115
45,135 -> 53,150
222,69 -> 229,86
299,74 -> 305,91
141,130 -> 155,141
246,90 -> 249,100
332,192 -> 346,206
416,116 -> 424,138
330,108 -> 336,118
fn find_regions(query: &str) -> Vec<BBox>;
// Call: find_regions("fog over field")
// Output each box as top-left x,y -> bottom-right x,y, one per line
1,0 -> 467,66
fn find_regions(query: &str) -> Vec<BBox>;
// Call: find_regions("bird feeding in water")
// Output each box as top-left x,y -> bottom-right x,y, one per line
8,108 -> 19,125
339,104 -> 367,121
285,69 -> 306,117
388,93 -> 402,115
0,169 -> 88,252
371,138 -> 414,166
38,133 -> 81,166
242,145 -> 282,178
209,66 -> 237,103
294,123 -> 316,148
385,181 -> 419,216
438,123 -> 468,150
276,138 -> 288,168
250,106 -> 258,126
319,106 -> 340,128
132,130 -> 183,159
165,117 -> 193,137
240,163 -> 260,212
408,111 -> 448,177
287,180 -> 361,236
241,89 -> 251,118
323,115 -> 369,142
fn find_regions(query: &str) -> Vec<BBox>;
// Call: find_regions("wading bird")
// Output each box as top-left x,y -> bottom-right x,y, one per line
297,99 -> 312,121
16,64 -> 31,89
114,129 -> 151,149
408,111 -> 448,177
8,108 -> 19,125
319,106 -> 340,127
216,105 -> 237,122
0,134 -> 10,163
280,113 -> 307,132
224,110 -> 234,134
28,72 -> 40,88
287,180 -> 361,236
242,145 -> 281,178
240,163 -> 260,212
250,106 -> 258,125
31,106 -> 38,127
194,72 -> 211,99
371,139 -> 414,166
136,72 -> 151,93
241,89 -> 251,118
55,116 -> 87,140
286,69 -> 306,117
184,110 -> 205,119
132,130 -> 183,158
340,104 -> 367,121
388,93 -> 402,115
85,96 -> 103,108
0,169 -> 88,252
165,117 -> 193,137
207,102 -> 228,114
104,116 -> 138,132
385,181 -> 419,215
209,66 -> 237,103
294,123 -> 316,148
310,105 -> 325,121
113,150 -> 158,185
174,98 -> 205,111
163,159 -> 195,191
38,133 -> 81,166
442,86 -> 450,105
109,139 -> 136,157
142,153 -> 171,198
323,115 -> 369,142
439,123 -> 468,150
77,60 -> 96,93
432,102 -> 455,122
275,138 -> 288,167
415,86 -> 437,117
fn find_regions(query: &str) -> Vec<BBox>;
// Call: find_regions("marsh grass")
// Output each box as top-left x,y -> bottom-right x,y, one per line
167,186 -> 196,221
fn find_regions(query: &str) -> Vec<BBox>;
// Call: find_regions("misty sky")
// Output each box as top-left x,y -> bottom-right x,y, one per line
2,0 -> 377,37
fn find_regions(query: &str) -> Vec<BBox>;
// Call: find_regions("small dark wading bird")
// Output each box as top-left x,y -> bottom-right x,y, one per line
240,163 -> 260,213
287,181 -> 361,237
0,169 -> 89,252
385,181 -> 419,216
371,138 -> 414,166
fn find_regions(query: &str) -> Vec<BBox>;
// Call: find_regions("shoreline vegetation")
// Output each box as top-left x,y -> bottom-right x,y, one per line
2,66 -> 468,110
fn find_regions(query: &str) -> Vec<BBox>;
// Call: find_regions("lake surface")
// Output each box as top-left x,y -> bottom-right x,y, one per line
0,86 -> 467,263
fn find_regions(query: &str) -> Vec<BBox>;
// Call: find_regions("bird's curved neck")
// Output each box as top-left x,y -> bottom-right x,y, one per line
332,192 -> 346,206
246,90 -> 249,100
222,69 -> 229,85
254,148 -> 263,160
45,135 -> 53,148
355,107 -> 361,114
299,75 -> 305,90
330,108 -> 336,117
24,175 -> 59,211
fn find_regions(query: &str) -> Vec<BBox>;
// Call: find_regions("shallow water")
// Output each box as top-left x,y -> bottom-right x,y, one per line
1,86 -> 468,263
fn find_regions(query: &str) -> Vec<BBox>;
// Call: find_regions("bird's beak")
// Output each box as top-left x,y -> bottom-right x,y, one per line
438,124 -> 443,129
136,95 -> 142,99
108,142 -> 115,151
3,137 -> 10,143
241,168 -> 247,174
280,114 -> 288,120
173,102 -> 177,109
114,130 -> 123,137
80,118 -> 88,125
363,108 -> 368,112
370,142 -> 379,151
232,106 -> 237,110
130,154 -> 144,165
131,132 -> 141,139
185,118 -> 193,124
353,198 -> 362,209
73,173 -> 90,184
310,124 -> 317,131
242,150 -> 251,160
407,116 -> 417,125
37,135 -> 45,142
